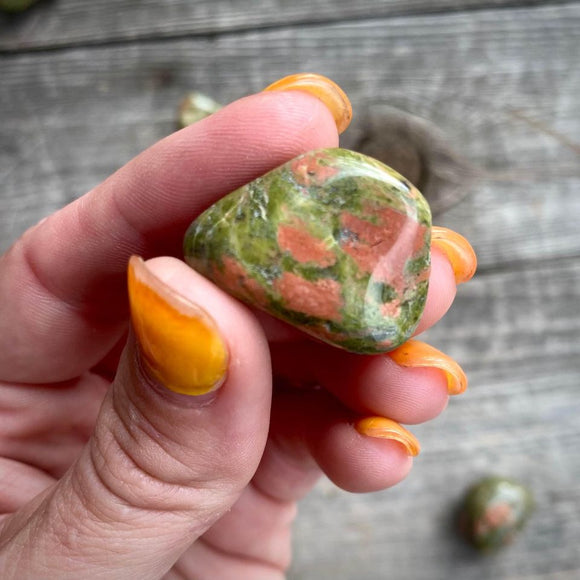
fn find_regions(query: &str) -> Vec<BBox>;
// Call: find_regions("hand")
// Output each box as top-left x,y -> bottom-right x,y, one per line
0,82 -> 475,579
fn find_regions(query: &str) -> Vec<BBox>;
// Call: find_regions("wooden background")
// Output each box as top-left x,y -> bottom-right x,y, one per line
1,1 -> 579,578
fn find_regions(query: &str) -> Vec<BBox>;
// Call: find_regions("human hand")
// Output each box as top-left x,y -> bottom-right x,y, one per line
0,78 -> 476,579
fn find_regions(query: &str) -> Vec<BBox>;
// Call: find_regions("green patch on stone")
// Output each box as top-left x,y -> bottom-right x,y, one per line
368,281 -> 398,304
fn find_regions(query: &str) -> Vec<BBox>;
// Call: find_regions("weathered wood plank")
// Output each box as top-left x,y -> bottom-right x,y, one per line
1,5 -> 579,266
290,257 -> 580,579
0,0 -> 575,51
1,3 -> 579,579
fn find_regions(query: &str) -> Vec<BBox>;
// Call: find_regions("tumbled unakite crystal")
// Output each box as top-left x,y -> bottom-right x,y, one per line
184,148 -> 431,354
459,477 -> 535,552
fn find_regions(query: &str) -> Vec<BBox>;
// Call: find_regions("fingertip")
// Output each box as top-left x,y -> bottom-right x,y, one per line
389,339 -> 467,397
384,365 -> 450,424
431,226 -> 477,284
414,247 -> 457,335
263,73 -> 352,134
355,417 -> 420,456
271,341 -> 450,427
219,90 -> 340,153
128,256 -> 229,396
141,257 -> 272,404
351,355 -> 450,425
312,420 -> 413,493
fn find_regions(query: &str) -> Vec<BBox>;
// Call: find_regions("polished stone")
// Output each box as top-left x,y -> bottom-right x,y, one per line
459,477 -> 535,553
184,148 -> 431,354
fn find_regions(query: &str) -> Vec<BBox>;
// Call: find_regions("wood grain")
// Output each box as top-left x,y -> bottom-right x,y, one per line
1,1 -> 579,578
0,0 -> 576,51
291,257 -> 580,579
1,4 -> 579,261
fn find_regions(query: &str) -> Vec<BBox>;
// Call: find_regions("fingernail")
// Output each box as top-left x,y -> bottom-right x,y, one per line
263,73 -> 352,134
355,417 -> 420,456
388,339 -> 467,395
127,256 -> 228,396
431,226 -> 477,284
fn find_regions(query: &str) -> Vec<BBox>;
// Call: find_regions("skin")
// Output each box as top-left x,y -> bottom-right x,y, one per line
0,91 -> 458,579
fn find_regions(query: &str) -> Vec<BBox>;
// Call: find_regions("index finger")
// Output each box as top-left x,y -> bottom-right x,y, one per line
0,90 -> 339,383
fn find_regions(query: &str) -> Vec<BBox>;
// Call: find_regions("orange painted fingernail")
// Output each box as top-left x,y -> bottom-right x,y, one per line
127,256 -> 228,396
356,417 -> 420,456
263,73 -> 352,134
389,339 -> 467,395
431,226 -> 477,284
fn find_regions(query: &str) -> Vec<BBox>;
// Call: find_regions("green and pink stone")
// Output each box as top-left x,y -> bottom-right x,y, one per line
459,477 -> 535,552
184,148 -> 431,354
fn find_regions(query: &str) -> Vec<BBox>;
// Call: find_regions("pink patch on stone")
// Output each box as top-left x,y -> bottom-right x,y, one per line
380,299 -> 402,319
474,502 -> 514,538
291,153 -> 340,188
340,209 -> 428,293
213,256 -> 268,305
275,272 -> 343,321
277,219 -> 336,267
376,338 -> 394,350
484,503 -> 514,527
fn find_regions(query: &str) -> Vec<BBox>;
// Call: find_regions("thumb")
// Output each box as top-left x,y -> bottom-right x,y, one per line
0,257 -> 272,579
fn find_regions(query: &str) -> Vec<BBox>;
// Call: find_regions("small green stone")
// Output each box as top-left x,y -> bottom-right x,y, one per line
459,476 -> 535,553
177,92 -> 222,129
184,148 -> 432,354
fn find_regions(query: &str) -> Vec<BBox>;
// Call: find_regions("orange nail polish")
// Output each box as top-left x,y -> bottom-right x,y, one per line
127,256 -> 228,396
389,339 -> 467,395
263,73 -> 352,134
431,226 -> 477,284
356,417 -> 420,456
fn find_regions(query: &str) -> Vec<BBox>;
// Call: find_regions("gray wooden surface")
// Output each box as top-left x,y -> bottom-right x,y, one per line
1,1 -> 579,579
